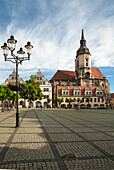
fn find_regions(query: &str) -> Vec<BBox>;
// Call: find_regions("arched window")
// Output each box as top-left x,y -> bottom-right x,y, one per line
85,58 -> 88,67
85,85 -> 92,96
96,86 -> 103,96
73,86 -> 81,96
62,86 -> 69,96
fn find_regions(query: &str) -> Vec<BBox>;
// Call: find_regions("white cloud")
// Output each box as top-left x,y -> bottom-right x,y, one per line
0,0 -> 114,84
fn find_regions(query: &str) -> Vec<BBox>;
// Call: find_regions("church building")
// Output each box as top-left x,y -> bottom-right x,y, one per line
50,29 -> 110,108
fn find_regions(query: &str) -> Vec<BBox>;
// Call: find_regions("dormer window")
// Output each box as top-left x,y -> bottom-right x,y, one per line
96,86 -> 103,96
85,86 -> 92,96
62,86 -> 69,96
73,86 -> 81,96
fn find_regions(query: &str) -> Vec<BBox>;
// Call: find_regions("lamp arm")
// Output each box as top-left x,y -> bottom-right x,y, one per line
5,59 -> 16,64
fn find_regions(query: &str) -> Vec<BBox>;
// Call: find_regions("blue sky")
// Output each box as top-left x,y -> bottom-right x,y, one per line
0,0 -> 114,92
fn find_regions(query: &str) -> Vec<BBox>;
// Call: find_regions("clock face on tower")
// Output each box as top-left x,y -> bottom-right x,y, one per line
85,72 -> 90,78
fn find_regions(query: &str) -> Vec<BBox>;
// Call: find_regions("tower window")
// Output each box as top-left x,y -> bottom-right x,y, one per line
86,58 -> 88,66
77,60 -> 79,68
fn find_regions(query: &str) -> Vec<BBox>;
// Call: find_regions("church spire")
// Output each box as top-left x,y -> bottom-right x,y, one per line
81,27 -> 84,40
80,27 -> 86,47
76,28 -> 90,57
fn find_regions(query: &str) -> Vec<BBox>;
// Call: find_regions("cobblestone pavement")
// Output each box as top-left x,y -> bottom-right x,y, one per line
0,109 -> 114,169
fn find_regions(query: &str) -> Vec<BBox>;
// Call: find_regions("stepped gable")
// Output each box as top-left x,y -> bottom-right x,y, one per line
50,70 -> 75,81
91,67 -> 105,79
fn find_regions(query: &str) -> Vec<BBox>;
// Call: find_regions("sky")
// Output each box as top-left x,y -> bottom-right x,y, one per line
0,0 -> 114,92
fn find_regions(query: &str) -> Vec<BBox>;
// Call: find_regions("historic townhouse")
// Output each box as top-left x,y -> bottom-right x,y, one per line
34,69 -> 52,108
3,69 -> 25,107
50,29 -> 110,108
3,69 -> 24,85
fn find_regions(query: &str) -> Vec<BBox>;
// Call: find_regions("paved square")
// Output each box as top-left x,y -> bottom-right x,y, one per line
0,109 -> 114,169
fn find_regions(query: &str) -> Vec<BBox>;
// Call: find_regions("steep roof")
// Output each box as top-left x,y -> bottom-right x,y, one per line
50,68 -> 105,81
50,70 -> 75,81
91,67 -> 105,79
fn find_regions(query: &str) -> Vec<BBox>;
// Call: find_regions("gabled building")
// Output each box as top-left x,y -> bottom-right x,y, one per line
3,69 -> 24,85
34,69 -> 52,108
50,29 -> 110,108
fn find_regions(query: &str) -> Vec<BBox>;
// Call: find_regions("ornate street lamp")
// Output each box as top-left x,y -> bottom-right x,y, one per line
1,35 -> 33,128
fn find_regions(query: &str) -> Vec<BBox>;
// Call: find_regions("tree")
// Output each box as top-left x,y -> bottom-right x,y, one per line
47,98 -> 52,105
0,85 -> 18,112
76,98 -> 84,109
20,75 -> 43,107
0,85 -> 8,112
86,98 -> 90,104
56,98 -> 63,107
65,98 -> 75,108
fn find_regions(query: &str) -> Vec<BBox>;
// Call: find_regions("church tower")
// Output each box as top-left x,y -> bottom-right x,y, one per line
75,28 -> 92,86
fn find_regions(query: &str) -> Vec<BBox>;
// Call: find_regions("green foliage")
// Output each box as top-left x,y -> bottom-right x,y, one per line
66,98 -> 75,104
86,98 -> 90,103
56,98 -> 63,105
0,85 -> 18,112
0,85 -> 8,101
47,98 -> 52,103
80,99 -> 84,103
20,75 -> 43,106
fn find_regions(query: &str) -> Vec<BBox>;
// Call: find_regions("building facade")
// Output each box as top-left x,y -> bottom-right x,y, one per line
57,85 -> 106,109
3,69 -> 24,85
110,93 -> 114,109
33,69 -> 52,108
2,69 -> 25,108
50,29 -> 110,108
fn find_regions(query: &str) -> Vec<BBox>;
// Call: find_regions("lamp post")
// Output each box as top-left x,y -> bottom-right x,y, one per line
1,35 -> 33,128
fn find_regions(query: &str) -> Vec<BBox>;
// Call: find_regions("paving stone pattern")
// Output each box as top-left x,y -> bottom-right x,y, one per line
0,109 -> 114,169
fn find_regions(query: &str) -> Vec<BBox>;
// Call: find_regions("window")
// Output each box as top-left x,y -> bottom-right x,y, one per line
102,98 -> 104,102
82,98 -> 84,102
37,77 -> 39,80
77,60 -> 79,68
40,77 -> 42,80
96,86 -> 103,95
98,98 -> 100,102
73,86 -> 81,96
77,98 -> 80,102
90,98 -> 92,102
44,88 -> 49,91
12,77 -> 14,80
85,86 -> 92,95
43,82 -> 45,85
94,98 -> 96,102
86,58 -> 88,66
44,95 -> 49,99
62,86 -> 69,96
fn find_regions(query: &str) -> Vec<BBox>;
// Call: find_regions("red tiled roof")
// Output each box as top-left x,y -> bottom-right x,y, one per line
58,86 -> 105,97
111,93 -> 114,98
50,70 -> 75,81
50,67 -> 105,81
91,67 -> 105,79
